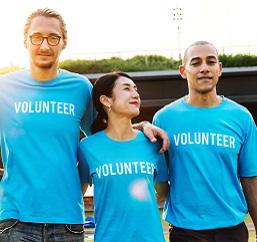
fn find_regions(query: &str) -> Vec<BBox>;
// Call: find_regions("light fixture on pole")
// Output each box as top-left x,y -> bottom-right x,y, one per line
173,7 -> 183,60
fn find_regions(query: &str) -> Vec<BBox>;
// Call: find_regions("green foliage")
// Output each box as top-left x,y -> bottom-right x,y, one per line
58,55 -> 181,74
219,54 -> 257,67
0,65 -> 21,75
1,54 -> 257,74
59,54 -> 257,74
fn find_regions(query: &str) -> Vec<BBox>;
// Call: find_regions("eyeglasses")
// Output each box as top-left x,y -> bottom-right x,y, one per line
28,35 -> 63,46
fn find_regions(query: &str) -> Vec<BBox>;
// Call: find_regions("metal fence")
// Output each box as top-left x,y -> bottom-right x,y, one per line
61,45 -> 257,61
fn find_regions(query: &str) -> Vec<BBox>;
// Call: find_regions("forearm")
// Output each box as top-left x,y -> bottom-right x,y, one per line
0,168 -> 3,180
241,177 -> 257,234
133,121 -> 170,153
155,181 -> 170,198
81,183 -> 89,196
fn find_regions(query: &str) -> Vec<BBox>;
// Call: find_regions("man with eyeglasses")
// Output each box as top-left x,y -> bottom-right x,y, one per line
0,8 -> 169,242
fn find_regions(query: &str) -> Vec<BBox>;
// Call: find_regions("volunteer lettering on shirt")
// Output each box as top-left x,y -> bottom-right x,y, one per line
14,101 -> 75,116
173,132 -> 235,148
96,161 -> 155,178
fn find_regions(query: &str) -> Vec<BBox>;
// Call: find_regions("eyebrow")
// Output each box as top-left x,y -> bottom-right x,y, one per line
190,55 -> 217,62
29,32 -> 61,36
121,83 -> 137,88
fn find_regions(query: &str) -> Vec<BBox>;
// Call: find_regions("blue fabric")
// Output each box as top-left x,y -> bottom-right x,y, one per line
153,97 -> 257,230
84,216 -> 95,228
0,69 -> 95,224
78,131 -> 168,242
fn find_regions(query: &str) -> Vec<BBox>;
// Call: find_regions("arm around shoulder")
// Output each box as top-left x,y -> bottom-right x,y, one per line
133,121 -> 170,153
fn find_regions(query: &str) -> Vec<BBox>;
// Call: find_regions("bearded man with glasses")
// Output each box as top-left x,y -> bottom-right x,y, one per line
0,8 -> 169,242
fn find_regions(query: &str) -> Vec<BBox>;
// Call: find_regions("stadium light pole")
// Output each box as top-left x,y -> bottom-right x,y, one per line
173,7 -> 183,60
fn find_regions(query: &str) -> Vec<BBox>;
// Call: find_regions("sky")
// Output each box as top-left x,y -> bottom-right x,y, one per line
0,0 -> 257,68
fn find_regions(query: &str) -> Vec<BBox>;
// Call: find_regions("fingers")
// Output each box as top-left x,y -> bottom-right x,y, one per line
157,130 -> 170,153
159,140 -> 169,153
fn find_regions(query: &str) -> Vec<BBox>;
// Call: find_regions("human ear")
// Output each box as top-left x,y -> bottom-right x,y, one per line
99,95 -> 111,109
24,38 -> 28,49
179,65 -> 187,79
218,62 -> 222,77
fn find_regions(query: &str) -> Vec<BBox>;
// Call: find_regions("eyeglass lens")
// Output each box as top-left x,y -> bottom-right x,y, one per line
30,35 -> 61,46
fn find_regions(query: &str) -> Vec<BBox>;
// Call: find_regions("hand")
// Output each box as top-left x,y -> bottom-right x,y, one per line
141,122 -> 170,153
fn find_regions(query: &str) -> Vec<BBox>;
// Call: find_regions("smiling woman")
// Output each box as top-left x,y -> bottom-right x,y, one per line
78,71 -> 169,242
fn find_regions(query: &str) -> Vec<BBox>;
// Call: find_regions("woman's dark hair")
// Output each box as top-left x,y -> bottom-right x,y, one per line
91,71 -> 133,134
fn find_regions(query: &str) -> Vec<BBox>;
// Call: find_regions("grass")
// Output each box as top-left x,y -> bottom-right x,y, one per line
85,210 -> 255,242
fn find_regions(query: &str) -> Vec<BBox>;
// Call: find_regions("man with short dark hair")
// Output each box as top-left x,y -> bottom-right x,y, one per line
155,41 -> 257,242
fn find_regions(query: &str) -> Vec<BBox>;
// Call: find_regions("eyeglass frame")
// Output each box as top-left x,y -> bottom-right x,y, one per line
27,34 -> 63,46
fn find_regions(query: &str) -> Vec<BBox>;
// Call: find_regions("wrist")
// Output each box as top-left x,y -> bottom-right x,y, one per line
139,121 -> 150,131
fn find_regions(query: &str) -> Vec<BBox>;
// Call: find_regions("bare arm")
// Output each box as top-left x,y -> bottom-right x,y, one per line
0,169 -> 3,181
133,121 -> 170,153
81,183 -> 89,196
155,181 -> 170,198
0,151 -> 3,180
240,177 -> 257,239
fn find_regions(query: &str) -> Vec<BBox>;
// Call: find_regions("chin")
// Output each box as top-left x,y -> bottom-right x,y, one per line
34,60 -> 55,69
199,86 -> 215,94
132,111 -> 140,117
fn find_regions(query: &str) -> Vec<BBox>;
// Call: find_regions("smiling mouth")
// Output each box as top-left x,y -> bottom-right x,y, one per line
130,101 -> 140,106
198,76 -> 212,80
38,54 -> 52,56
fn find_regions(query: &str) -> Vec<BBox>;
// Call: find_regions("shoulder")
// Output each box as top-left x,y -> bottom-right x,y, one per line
136,131 -> 162,151
79,131 -> 105,148
0,70 -> 27,87
222,97 -> 256,127
59,69 -> 92,87
154,97 -> 184,118
0,69 -> 26,79
223,97 -> 253,115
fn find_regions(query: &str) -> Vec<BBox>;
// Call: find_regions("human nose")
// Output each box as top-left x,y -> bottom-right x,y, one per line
132,90 -> 140,99
200,62 -> 210,72
40,38 -> 50,49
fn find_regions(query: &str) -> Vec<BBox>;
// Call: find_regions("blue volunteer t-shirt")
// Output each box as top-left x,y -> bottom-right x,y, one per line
153,96 -> 257,230
78,131 -> 168,242
0,69 -> 95,224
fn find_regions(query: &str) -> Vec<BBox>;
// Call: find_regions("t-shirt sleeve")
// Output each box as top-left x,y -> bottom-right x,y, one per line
238,114 -> 257,177
80,79 -> 97,136
155,152 -> 169,183
78,144 -> 92,185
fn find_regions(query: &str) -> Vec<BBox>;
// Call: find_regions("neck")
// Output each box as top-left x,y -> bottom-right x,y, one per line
185,93 -> 222,107
105,118 -> 137,141
29,66 -> 59,81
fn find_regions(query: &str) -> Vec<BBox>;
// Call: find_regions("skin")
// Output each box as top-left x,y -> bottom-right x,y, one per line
156,44 -> 257,240
0,169 -> 3,180
179,44 -> 223,107
0,16 -> 67,181
81,76 -> 141,194
24,16 -> 169,153
141,122 -> 170,153
23,16 -> 170,152
101,76 -> 140,141
81,76 -> 169,195
24,16 -> 66,81
241,177 -> 257,240
0,16 -> 169,183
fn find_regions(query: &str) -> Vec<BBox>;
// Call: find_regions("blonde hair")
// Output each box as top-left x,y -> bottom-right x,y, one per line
23,8 -> 68,45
